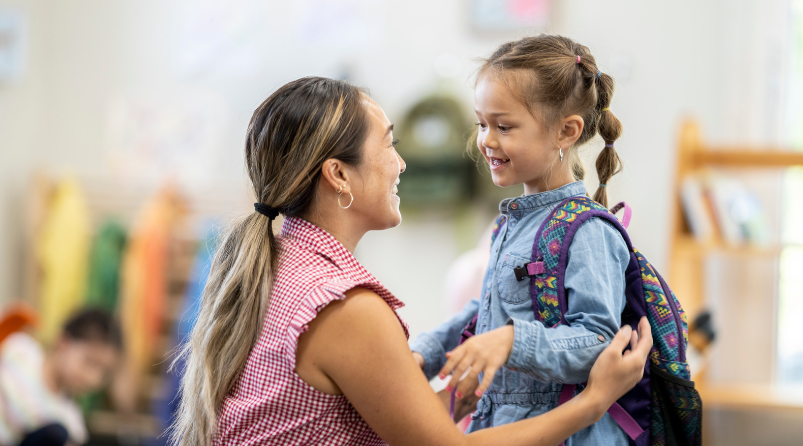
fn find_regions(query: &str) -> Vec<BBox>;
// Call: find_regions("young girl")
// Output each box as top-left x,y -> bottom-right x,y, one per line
411,35 -> 631,445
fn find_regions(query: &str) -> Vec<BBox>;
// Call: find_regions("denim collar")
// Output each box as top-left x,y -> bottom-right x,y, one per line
499,181 -> 587,219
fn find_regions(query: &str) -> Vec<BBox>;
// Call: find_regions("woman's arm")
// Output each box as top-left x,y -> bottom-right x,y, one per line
296,287 -> 651,446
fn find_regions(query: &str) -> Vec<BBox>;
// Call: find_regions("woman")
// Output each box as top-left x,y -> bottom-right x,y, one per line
172,77 -> 652,446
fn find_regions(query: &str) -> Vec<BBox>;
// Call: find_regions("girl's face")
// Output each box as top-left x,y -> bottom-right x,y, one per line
474,74 -> 575,195
349,98 -> 406,230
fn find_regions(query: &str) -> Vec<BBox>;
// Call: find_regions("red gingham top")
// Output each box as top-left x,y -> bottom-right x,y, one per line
214,217 -> 408,445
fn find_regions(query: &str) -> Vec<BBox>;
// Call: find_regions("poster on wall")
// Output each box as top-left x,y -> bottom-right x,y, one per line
0,9 -> 26,82
470,0 -> 550,31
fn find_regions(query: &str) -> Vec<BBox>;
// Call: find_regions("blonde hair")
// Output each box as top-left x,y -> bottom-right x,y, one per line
170,77 -> 369,446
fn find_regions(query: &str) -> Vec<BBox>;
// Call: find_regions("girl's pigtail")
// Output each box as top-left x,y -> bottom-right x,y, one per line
593,72 -> 623,207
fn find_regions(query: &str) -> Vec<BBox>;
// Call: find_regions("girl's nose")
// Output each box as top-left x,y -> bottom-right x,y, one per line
482,135 -> 498,151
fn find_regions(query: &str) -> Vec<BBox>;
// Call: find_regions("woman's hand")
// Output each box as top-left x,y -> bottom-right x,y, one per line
438,325 -> 514,399
583,317 -> 653,418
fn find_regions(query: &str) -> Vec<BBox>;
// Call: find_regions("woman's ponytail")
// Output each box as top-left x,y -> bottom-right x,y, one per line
172,212 -> 277,446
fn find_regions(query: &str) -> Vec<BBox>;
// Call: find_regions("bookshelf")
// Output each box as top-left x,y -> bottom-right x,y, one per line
669,120 -> 803,416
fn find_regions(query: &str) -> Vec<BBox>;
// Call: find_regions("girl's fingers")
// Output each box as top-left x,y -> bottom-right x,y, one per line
447,360 -> 472,393
474,365 -> 500,397
455,369 -> 480,399
439,348 -> 465,380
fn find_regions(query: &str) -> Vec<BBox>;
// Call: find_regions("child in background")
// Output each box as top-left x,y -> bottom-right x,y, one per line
411,35 -> 631,445
0,308 -> 121,446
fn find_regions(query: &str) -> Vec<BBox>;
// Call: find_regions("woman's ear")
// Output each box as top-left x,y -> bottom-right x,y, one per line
557,115 -> 584,148
320,159 -> 350,193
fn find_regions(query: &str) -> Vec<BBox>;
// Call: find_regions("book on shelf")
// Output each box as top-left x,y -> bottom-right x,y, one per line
680,174 -> 770,246
680,176 -> 715,242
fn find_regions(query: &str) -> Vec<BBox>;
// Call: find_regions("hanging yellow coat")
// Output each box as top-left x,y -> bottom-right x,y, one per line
36,178 -> 91,345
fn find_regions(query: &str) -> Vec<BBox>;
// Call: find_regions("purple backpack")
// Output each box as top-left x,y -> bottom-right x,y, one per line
460,196 -> 702,446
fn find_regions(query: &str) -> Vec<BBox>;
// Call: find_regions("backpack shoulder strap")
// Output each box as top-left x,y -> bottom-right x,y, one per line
528,196 -> 635,327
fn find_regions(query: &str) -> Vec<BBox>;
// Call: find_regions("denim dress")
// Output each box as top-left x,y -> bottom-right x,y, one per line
411,181 -> 630,445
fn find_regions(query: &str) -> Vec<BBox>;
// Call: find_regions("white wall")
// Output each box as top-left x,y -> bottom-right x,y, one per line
0,0 -> 778,341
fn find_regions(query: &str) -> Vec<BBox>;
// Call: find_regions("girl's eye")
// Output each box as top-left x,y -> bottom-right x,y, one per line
498,125 -> 511,132
475,122 -> 487,129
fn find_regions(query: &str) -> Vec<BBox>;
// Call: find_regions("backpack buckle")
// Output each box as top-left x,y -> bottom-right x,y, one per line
514,261 -> 545,282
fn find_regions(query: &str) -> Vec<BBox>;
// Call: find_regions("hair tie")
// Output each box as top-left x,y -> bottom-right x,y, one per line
596,70 -> 601,79
599,184 -> 608,188
576,55 -> 581,64
604,143 -> 615,148
601,108 -> 610,112
254,203 -> 280,220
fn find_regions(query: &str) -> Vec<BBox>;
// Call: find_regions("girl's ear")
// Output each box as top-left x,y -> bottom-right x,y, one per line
320,159 -> 351,193
557,115 -> 584,148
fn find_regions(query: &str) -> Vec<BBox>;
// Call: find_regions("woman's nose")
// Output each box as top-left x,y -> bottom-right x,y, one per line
397,153 -> 406,173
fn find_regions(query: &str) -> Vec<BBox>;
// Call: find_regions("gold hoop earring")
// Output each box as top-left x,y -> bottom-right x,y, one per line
337,185 -> 354,209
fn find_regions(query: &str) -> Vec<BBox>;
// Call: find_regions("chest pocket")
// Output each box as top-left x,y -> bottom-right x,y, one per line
495,253 -> 534,305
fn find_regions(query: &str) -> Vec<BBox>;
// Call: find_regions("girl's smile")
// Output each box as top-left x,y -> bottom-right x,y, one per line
489,156 -> 511,170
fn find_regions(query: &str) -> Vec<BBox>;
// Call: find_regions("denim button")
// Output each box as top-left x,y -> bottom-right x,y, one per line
597,334 -> 605,342
510,202 -> 519,210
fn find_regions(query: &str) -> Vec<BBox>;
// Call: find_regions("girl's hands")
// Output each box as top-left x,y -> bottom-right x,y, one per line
438,325 -> 514,399
584,317 -> 653,418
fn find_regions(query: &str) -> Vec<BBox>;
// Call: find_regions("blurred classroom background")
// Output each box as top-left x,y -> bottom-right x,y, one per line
1,0 -> 802,445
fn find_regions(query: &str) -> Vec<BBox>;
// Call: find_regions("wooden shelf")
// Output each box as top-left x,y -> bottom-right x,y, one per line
697,383 -> 803,412
670,120 -> 803,315
694,149 -> 803,168
670,120 -> 803,429
675,235 -> 782,258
